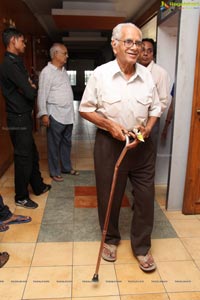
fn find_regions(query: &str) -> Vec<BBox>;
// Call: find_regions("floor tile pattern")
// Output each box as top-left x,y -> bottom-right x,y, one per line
38,170 -> 177,243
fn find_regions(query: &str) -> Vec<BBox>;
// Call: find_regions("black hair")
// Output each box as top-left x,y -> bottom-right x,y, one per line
142,38 -> 156,56
2,27 -> 24,48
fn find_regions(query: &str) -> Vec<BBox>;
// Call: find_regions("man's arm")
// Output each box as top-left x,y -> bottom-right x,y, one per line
80,111 -> 140,151
7,61 -> 37,101
144,116 -> 158,138
135,81 -> 160,138
37,69 -> 51,127
80,111 -> 128,141
157,69 -> 171,113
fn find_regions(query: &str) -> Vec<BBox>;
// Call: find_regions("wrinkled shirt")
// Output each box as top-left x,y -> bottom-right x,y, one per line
79,59 -> 161,131
37,62 -> 74,125
147,60 -> 171,113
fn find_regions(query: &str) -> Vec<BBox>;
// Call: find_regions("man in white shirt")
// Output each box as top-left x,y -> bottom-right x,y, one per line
37,43 -> 79,182
79,23 -> 161,272
138,38 -> 171,149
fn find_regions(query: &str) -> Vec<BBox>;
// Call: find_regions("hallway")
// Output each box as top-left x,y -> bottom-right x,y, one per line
1,102 -> 200,300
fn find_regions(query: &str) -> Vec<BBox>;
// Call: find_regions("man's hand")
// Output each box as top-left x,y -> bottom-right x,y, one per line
107,122 -> 140,149
41,115 -> 50,127
107,121 -> 128,141
136,117 -> 158,139
134,125 -> 151,139
126,131 -> 140,149
28,78 -> 37,89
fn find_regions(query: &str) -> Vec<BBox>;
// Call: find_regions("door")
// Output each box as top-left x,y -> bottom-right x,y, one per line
182,22 -> 200,214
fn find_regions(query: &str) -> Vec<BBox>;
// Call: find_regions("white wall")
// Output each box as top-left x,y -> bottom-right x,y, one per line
141,16 -> 157,40
155,13 -> 179,185
167,5 -> 199,210
140,4 -> 199,212
141,13 -> 178,185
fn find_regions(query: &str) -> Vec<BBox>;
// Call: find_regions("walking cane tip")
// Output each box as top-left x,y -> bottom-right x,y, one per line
92,274 -> 99,282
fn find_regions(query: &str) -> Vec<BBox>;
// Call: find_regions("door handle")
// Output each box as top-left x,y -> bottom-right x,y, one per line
197,109 -> 200,114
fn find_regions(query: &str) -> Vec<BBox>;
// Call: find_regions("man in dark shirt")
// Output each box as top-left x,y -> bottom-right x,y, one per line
0,28 -> 51,209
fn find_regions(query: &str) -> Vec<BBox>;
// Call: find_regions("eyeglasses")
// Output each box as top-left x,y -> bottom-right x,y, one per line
142,48 -> 153,54
116,39 -> 143,48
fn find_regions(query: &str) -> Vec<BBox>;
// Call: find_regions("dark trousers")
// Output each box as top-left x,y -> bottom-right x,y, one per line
94,129 -> 156,256
7,112 -> 45,201
47,115 -> 73,177
150,118 -> 160,152
0,195 -> 12,221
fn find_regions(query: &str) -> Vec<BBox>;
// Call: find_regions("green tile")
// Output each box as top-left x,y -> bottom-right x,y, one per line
38,223 -> 74,242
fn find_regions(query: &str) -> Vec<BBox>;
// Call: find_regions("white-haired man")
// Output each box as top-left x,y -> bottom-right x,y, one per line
79,23 -> 161,272
37,43 -> 79,182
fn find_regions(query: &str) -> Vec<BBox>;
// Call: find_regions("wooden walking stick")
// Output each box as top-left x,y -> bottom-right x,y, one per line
92,135 -> 131,282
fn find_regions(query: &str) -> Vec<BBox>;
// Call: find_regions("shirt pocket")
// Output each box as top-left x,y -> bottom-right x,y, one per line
101,93 -> 122,118
134,96 -> 152,118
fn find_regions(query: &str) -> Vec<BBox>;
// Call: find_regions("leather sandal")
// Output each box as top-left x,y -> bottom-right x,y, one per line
0,224 -> 9,232
0,252 -> 9,268
136,252 -> 156,272
102,243 -> 117,262
62,169 -> 79,176
51,175 -> 64,182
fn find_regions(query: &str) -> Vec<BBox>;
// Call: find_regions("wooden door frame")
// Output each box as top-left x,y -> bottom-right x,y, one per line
182,21 -> 200,214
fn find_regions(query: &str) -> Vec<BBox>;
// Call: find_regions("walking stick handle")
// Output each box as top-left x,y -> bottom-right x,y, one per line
125,134 -> 129,146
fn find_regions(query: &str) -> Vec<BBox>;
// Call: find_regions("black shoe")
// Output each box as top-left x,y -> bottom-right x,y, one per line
15,198 -> 38,209
42,184 -> 51,193
35,184 -> 51,196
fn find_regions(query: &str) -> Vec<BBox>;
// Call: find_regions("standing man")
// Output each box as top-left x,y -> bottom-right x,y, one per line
37,43 -> 79,182
79,23 -> 161,272
0,28 -> 51,209
138,38 -> 171,148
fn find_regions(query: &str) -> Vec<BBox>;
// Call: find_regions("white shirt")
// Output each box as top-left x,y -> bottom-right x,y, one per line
79,59 -> 161,131
37,62 -> 74,125
147,60 -> 170,113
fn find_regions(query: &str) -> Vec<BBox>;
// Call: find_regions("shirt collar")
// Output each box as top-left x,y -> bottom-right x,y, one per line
5,51 -> 22,62
48,61 -> 65,71
112,59 -> 145,82
134,63 -> 147,82
110,59 -> 122,76
147,60 -> 154,72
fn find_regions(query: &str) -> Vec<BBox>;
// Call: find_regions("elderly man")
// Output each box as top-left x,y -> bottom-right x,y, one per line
79,23 -> 161,272
138,38 -> 171,148
37,43 -> 79,182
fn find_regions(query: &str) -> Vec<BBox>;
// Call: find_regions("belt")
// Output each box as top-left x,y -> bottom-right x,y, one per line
97,128 -> 112,137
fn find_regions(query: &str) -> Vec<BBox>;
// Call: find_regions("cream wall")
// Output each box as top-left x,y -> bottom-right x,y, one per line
155,13 -> 179,186
140,6 -> 200,211
167,5 -> 199,210
141,14 -> 176,186
141,16 -> 157,40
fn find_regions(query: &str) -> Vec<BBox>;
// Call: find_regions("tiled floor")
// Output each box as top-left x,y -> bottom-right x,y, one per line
1,102 -> 200,300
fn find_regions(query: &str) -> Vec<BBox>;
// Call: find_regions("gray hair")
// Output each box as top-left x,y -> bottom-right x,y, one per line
111,23 -> 142,42
49,43 -> 65,59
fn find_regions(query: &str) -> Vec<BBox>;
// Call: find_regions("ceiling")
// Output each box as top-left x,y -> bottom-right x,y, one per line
22,0 -> 158,51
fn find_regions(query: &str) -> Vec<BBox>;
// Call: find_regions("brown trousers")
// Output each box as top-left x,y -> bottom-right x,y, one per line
94,129 -> 156,256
